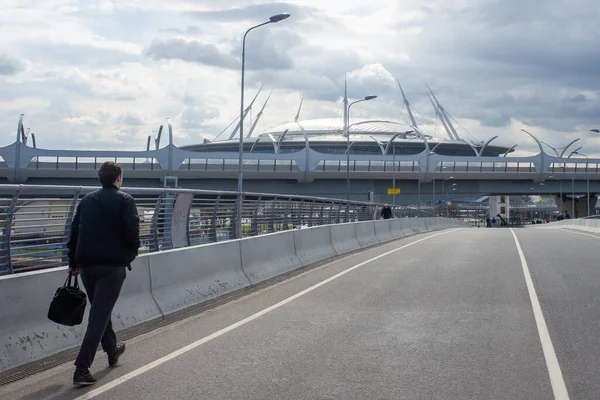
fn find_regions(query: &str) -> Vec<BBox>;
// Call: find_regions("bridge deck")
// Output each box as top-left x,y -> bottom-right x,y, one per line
1,227 -> 598,399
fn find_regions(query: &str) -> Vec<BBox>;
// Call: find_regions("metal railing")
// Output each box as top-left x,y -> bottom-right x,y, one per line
9,157 -> 600,176
0,185 -> 433,275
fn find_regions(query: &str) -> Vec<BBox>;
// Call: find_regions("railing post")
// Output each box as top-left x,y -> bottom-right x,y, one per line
296,199 -> 303,228
233,193 -> 244,239
0,190 -> 19,275
148,193 -> 164,252
250,196 -> 262,236
308,200 -> 316,227
268,198 -> 276,233
160,193 -> 177,250
170,193 -> 193,249
283,198 -> 291,230
61,189 -> 81,266
319,203 -> 325,226
353,204 -> 360,222
210,195 -> 221,242
328,201 -> 335,224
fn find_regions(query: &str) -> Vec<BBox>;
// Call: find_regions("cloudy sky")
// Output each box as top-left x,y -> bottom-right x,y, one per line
1,0 -> 599,155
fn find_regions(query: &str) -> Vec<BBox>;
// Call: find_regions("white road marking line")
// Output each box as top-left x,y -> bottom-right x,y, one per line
510,228 -> 570,400
73,228 -> 459,399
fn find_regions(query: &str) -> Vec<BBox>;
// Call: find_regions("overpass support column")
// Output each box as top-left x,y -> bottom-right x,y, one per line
489,196 -> 500,218
489,196 -> 510,225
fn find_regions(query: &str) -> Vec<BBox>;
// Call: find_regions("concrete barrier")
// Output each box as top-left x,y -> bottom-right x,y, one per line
329,223 -> 360,255
0,268 -> 85,373
0,256 -> 159,374
426,217 -> 438,231
411,218 -> 426,233
374,220 -> 394,243
240,231 -> 302,284
586,219 -> 599,233
148,240 -> 251,315
354,221 -> 380,248
111,257 -> 164,330
390,218 -> 407,239
294,226 -> 337,266
424,218 -> 433,231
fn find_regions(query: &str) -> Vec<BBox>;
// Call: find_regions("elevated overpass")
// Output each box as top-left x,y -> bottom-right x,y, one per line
1,220 -> 599,399
2,117 -> 600,205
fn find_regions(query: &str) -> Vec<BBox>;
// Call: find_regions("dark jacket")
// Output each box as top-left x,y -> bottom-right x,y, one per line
67,186 -> 140,268
381,207 -> 392,219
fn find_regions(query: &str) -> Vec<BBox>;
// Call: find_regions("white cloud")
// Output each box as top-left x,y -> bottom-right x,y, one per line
62,116 -> 102,126
0,0 -> 598,157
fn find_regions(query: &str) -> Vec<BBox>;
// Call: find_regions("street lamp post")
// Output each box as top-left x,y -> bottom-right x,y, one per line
573,151 -> 590,216
444,185 -> 457,217
440,176 -> 454,216
444,184 -> 457,217
546,175 -> 562,214
392,141 -> 396,206
416,151 -> 435,215
345,95 -> 377,202
236,13 -> 290,238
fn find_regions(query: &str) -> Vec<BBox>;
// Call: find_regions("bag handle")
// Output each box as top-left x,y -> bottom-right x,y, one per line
64,273 -> 80,289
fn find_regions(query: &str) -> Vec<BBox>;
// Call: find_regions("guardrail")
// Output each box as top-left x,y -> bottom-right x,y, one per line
0,184 -> 434,275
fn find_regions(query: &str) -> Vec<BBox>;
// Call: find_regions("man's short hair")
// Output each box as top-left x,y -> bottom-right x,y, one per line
98,161 -> 123,187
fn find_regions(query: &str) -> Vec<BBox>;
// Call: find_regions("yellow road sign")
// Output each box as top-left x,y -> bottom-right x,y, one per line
388,188 -> 400,195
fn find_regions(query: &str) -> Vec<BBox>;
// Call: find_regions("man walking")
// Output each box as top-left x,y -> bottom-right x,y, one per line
381,204 -> 393,220
67,161 -> 140,385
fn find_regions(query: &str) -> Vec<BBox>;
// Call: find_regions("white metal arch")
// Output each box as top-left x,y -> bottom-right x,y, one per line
477,136 -> 499,157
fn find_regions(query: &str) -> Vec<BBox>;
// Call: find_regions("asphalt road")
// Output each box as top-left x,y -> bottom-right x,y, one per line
1,226 -> 599,400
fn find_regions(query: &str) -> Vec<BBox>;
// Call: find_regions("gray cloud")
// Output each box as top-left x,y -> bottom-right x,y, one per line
0,55 -> 26,76
375,0 -> 600,138
21,44 -> 140,67
146,26 -> 302,71
190,3 -> 312,23
145,38 -> 238,68
160,26 -> 203,35
117,112 -> 145,126
178,105 -> 220,130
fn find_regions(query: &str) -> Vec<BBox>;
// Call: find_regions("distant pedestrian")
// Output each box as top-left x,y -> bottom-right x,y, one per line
381,204 -> 392,219
67,161 -> 140,386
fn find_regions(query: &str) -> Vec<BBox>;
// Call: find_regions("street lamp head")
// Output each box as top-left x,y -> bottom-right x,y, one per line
364,95 -> 377,101
591,129 -> 600,133
269,13 -> 290,23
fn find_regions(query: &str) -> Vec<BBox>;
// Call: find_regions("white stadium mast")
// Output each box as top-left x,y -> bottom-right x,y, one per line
247,91 -> 272,138
397,79 -> 418,129
229,86 -> 263,140
427,84 -> 461,141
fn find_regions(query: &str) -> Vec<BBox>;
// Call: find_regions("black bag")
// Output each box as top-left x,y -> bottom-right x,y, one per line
48,274 -> 87,326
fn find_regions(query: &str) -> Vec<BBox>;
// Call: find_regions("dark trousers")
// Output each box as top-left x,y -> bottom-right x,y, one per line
74,266 -> 126,371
